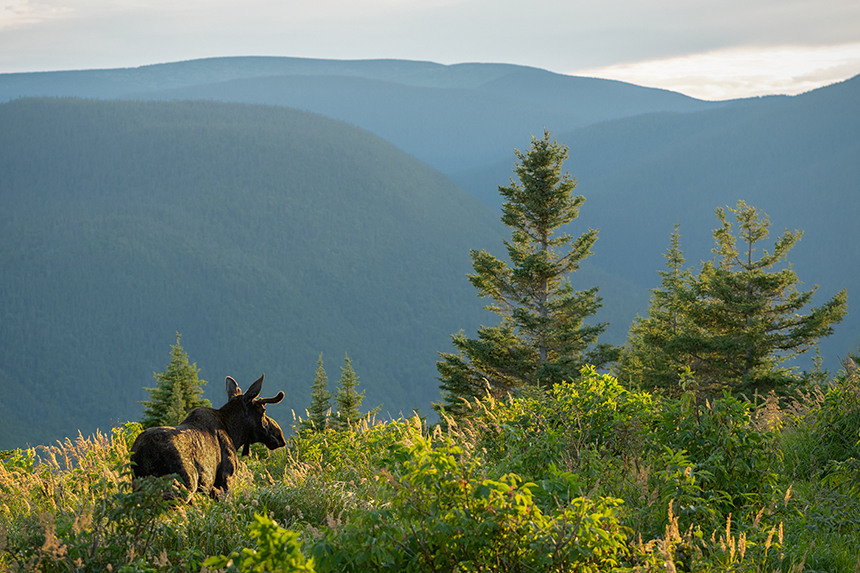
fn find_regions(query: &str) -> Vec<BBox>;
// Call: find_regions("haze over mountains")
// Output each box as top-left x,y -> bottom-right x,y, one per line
0,57 -> 725,174
1,57 -> 857,449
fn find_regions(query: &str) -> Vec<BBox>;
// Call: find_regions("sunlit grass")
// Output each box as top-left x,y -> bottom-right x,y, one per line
3,371 -> 860,571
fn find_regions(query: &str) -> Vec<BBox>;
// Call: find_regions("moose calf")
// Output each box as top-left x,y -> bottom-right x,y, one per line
130,374 -> 286,499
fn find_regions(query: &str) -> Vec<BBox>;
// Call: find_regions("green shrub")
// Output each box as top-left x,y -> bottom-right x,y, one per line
462,366 -> 656,480
7,370 -> 860,573
264,417 -> 425,527
205,513 -> 315,572
309,435 -> 628,572
653,388 -> 779,522
551,366 -> 657,455
283,416 -> 423,479
805,361 -> 860,478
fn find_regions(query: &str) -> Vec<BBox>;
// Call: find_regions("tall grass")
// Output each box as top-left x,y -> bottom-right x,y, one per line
3,368 -> 860,571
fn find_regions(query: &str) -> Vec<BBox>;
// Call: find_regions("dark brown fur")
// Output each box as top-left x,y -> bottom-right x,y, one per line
130,374 -> 285,499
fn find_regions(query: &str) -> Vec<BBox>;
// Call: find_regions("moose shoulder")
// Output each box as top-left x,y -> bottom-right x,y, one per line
130,374 -> 286,499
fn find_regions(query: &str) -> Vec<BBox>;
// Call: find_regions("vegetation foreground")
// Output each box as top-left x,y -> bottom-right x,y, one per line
2,361 -> 860,572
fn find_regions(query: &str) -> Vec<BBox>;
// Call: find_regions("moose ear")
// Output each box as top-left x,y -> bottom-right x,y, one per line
257,391 -> 284,405
244,374 -> 264,403
226,376 -> 242,399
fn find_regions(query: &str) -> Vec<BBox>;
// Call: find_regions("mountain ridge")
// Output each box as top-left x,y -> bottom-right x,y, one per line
0,56 -> 729,174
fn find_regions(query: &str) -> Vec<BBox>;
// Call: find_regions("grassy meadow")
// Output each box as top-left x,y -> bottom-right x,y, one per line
3,364 -> 860,572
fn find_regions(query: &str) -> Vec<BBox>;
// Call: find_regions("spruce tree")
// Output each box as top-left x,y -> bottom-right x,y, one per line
140,333 -> 210,428
616,225 -> 698,393
631,201 -> 848,394
303,353 -> 331,432
679,201 -> 848,391
332,354 -> 378,430
435,130 -> 618,417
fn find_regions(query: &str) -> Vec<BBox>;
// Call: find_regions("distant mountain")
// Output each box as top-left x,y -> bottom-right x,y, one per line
0,97 -> 640,449
0,56 -> 726,173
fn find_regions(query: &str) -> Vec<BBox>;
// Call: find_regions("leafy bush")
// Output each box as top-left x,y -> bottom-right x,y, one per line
4,375 -> 859,572
283,415 -> 423,478
653,387 -> 779,522
793,360 -> 860,480
456,366 -> 656,479
205,513 -> 315,572
309,434 -> 628,572
257,417 -> 425,527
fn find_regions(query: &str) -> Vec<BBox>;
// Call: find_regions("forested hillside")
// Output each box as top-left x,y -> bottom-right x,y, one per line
0,97 -> 505,448
0,97 -> 642,449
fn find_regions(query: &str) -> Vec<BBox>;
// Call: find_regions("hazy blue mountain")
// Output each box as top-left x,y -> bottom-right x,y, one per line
0,56 -> 727,173
473,67 -> 720,123
0,97 -> 641,449
125,75 -> 586,173
0,57 -> 504,100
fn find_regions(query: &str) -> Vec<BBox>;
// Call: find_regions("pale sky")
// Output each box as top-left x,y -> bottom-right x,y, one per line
1,0 -> 859,100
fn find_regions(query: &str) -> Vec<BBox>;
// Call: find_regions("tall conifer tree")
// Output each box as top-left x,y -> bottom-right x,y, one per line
140,333 -> 210,428
622,202 -> 848,394
435,130 -> 618,417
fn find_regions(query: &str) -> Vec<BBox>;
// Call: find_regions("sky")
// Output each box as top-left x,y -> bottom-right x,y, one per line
1,0 -> 859,100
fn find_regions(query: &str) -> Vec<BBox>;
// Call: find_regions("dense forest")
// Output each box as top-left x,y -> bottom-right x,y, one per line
0,97 -> 513,448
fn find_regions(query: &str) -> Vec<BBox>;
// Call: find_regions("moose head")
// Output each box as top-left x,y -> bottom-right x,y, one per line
130,374 -> 286,499
222,374 -> 286,456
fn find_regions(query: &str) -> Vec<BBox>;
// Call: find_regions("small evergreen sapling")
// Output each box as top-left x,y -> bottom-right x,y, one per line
302,353 -> 332,432
140,333 -> 210,428
331,354 -> 379,431
616,225 -> 699,394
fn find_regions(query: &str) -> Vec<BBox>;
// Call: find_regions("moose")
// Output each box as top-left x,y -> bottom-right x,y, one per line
130,374 -> 286,499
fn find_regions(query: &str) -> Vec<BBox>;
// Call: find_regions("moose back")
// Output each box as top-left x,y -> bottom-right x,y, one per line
130,374 -> 286,498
